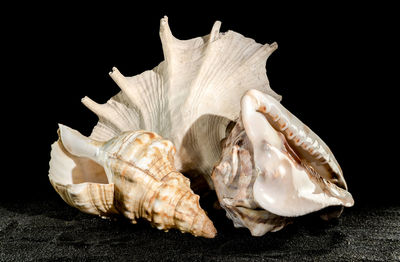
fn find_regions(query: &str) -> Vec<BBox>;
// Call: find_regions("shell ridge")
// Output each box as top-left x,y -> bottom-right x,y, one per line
208,20 -> 222,43
82,94 -> 143,141
110,69 -> 166,132
50,179 -> 117,217
187,33 -> 280,122
87,184 -> 102,215
172,190 -> 192,227
251,89 -> 346,189
82,97 -> 127,132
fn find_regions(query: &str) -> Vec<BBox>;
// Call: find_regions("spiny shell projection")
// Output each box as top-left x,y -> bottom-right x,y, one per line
81,16 -> 281,188
49,125 -> 216,238
212,90 -> 354,236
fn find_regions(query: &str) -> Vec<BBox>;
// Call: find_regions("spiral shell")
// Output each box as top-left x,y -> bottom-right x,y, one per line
49,125 -> 216,238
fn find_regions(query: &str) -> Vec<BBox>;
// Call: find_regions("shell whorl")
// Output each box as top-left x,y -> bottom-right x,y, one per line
49,125 -> 216,238
101,130 -> 215,237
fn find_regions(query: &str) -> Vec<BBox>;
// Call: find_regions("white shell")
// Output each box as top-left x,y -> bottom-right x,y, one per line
212,89 -> 354,235
242,90 -> 353,216
81,16 -> 281,187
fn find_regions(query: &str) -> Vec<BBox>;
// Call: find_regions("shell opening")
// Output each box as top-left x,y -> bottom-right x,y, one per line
241,89 -> 354,217
49,125 -> 109,186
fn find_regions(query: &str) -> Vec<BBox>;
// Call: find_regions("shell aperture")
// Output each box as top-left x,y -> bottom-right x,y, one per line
243,90 -> 354,217
212,89 -> 353,235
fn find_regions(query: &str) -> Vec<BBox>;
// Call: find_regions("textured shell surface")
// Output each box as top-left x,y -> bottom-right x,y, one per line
211,89 -> 354,236
81,16 -> 281,187
49,124 -> 216,238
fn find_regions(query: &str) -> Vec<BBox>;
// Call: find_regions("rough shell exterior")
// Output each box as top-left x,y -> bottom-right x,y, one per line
81,16 -> 281,188
49,125 -> 216,238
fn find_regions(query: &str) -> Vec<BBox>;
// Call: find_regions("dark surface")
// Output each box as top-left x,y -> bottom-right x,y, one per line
0,196 -> 399,261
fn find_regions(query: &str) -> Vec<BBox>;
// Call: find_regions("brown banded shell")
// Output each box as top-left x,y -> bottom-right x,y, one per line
49,125 -> 216,238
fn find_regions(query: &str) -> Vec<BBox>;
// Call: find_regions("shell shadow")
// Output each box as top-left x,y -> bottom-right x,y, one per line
203,205 -> 347,257
179,114 -> 231,194
0,195 -> 81,221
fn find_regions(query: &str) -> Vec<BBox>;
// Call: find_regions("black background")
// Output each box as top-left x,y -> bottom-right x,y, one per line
4,3 -> 395,204
2,3 -> 398,261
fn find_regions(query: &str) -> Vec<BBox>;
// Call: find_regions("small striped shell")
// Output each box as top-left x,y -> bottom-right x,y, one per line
49,125 -> 216,238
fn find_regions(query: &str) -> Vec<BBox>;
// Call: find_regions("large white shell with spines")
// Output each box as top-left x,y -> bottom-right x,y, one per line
81,16 -> 281,186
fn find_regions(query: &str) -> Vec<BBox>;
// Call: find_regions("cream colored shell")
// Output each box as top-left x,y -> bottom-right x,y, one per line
49,125 -> 216,238
81,16 -> 281,187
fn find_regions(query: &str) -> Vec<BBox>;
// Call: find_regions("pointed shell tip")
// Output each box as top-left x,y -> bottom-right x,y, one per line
202,219 -> 217,238
109,67 -> 118,75
161,16 -> 168,24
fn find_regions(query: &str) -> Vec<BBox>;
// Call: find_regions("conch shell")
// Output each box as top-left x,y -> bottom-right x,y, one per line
81,16 -> 280,187
212,89 -> 354,236
49,125 -> 216,238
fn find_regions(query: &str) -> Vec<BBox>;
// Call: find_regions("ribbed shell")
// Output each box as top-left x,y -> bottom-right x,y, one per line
49,127 -> 216,238
81,16 -> 281,187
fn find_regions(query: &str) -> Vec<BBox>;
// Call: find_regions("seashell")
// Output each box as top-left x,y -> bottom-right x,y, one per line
80,16 -> 281,188
211,89 -> 354,236
49,124 -> 216,238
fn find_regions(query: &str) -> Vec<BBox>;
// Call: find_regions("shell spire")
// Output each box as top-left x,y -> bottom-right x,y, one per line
49,125 -> 216,238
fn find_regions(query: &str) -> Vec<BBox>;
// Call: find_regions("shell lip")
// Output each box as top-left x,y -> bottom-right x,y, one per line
240,90 -> 354,217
